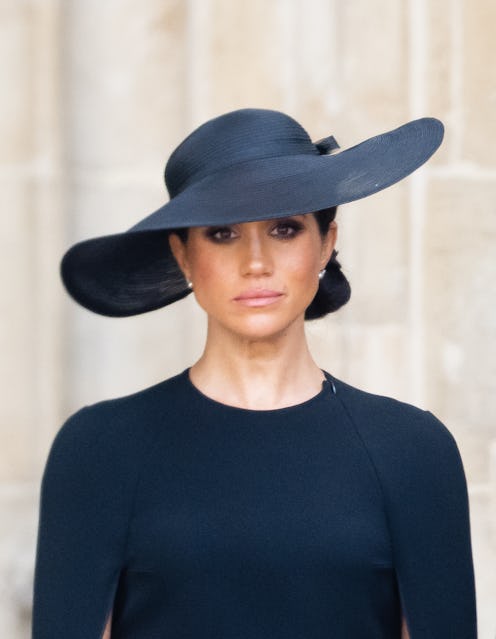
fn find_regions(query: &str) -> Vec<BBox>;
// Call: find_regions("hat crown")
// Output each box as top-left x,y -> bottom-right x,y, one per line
164,108 -> 318,198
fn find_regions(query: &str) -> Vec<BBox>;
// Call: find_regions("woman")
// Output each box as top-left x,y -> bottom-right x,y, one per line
32,108 -> 477,638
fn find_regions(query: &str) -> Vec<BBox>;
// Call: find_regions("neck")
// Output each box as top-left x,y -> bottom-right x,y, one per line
188,316 -> 326,410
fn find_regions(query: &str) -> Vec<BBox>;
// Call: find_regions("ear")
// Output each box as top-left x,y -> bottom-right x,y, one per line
320,220 -> 338,269
168,233 -> 191,281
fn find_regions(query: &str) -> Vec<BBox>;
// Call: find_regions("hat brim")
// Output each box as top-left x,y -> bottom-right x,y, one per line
61,117 -> 443,316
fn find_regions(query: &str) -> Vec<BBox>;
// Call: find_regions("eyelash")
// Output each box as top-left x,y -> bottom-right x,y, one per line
273,221 -> 304,239
206,227 -> 236,242
205,221 -> 304,243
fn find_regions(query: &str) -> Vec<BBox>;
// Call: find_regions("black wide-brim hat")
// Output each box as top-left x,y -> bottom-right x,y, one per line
61,108 -> 444,317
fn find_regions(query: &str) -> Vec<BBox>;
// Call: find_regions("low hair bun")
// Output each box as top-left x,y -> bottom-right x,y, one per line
305,249 -> 351,320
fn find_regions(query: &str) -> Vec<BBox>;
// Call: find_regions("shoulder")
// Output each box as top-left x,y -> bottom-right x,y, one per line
54,370 -> 186,442
331,376 -> 469,509
331,376 -> 463,473
333,375 -> 454,440
43,370 -> 187,482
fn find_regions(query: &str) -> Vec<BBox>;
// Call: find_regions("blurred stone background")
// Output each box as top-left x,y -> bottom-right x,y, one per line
1,0 -> 495,636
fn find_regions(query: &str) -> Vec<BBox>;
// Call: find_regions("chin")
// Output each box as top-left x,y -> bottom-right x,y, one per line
224,311 -> 304,341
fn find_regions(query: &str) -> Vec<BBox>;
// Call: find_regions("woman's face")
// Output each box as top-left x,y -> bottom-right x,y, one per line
168,214 -> 337,340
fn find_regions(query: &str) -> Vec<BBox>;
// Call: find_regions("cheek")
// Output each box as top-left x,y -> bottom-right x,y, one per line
187,248 -> 232,306
281,242 -> 321,287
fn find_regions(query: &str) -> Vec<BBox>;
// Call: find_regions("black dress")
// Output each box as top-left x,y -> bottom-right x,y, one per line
32,369 -> 477,638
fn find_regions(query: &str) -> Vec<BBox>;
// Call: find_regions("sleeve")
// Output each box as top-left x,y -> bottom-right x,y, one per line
375,408 -> 478,638
31,406 -> 134,639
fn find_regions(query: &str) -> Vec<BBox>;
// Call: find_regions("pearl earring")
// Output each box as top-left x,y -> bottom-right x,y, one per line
318,268 -> 326,280
187,280 -> 193,289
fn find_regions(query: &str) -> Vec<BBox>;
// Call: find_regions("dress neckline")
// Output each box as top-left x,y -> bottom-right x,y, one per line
182,367 -> 336,415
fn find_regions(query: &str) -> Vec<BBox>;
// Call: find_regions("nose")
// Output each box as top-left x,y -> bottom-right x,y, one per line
240,228 -> 273,277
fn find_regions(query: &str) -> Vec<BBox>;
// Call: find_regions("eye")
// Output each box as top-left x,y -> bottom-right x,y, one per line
270,220 -> 304,239
205,226 -> 237,242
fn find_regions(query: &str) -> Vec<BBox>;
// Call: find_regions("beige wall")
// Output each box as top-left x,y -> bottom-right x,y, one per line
1,0 -> 495,636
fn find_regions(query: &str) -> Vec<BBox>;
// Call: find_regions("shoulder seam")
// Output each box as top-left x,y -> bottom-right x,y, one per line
335,392 -> 397,567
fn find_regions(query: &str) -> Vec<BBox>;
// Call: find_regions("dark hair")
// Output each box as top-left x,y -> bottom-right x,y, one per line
170,206 -> 351,320
305,206 -> 351,320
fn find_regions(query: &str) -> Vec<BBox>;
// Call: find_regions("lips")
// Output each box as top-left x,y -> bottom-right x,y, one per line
233,289 -> 284,307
